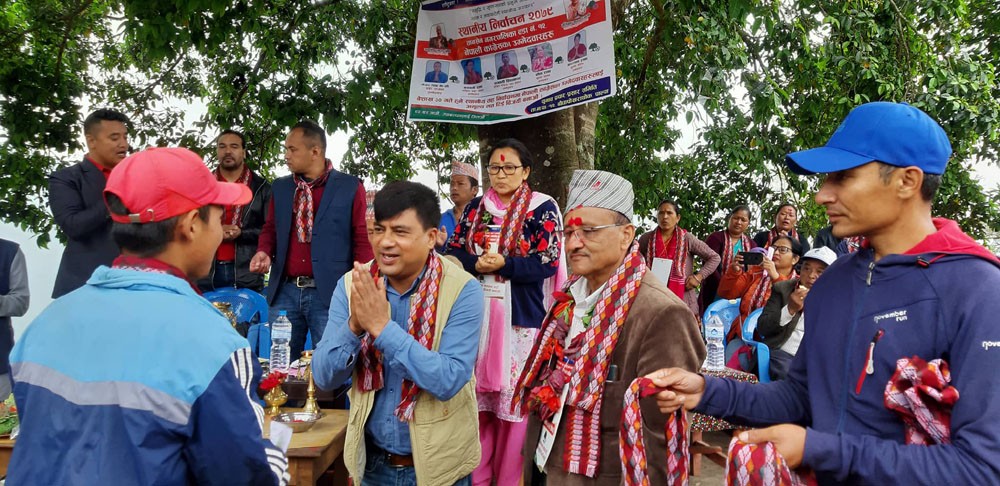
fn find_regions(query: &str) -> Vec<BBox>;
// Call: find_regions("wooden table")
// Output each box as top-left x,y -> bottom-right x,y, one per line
0,409 -> 348,486
269,409 -> 349,485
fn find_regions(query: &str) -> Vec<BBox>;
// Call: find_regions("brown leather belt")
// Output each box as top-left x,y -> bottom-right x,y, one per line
370,444 -> 414,467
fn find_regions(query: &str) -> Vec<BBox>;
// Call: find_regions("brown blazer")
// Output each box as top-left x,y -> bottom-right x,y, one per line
522,273 -> 707,485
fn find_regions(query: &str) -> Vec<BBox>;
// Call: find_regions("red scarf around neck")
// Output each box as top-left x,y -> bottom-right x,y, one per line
722,232 -> 753,271
765,227 -> 798,248
356,253 -> 443,421
466,181 -> 533,257
293,160 -> 333,243
647,227 -> 689,299
514,242 -> 647,478
215,166 -> 252,226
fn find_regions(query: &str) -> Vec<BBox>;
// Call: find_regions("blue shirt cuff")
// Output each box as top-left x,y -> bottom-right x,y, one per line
373,320 -> 410,360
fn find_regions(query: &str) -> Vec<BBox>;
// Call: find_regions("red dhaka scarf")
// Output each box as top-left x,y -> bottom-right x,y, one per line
765,228 -> 798,248
514,242 -> 646,478
722,232 -> 753,272
112,255 -> 200,295
723,356 -> 958,486
215,166 -> 252,226
620,377 -> 688,486
646,227 -> 689,300
293,160 -> 333,243
356,253 -> 443,421
465,181 -> 533,257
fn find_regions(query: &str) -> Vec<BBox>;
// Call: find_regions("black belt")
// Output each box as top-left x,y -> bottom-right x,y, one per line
284,276 -> 316,288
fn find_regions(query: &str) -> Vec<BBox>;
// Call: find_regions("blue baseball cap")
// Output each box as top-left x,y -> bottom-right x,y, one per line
785,102 -> 952,175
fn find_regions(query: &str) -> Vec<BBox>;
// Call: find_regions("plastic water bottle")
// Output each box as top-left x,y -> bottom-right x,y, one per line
269,311 -> 292,373
703,313 -> 726,371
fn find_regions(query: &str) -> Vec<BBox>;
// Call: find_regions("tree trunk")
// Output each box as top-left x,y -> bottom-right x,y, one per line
477,102 -> 599,209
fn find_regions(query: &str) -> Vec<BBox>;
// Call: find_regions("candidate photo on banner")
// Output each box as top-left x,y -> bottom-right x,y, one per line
568,30 -> 588,61
565,0 -> 587,22
429,23 -> 450,49
530,43 -> 554,72
425,60 -> 450,83
462,58 -> 484,85
495,51 -> 520,80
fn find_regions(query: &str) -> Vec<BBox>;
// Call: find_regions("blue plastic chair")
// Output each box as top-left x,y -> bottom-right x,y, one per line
702,298 -> 742,346
204,288 -> 270,358
741,308 -> 771,383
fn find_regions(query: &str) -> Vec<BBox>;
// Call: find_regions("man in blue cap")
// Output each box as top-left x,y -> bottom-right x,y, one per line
645,102 -> 1000,484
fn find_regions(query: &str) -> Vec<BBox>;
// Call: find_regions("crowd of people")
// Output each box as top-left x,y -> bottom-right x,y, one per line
1,100 -> 999,486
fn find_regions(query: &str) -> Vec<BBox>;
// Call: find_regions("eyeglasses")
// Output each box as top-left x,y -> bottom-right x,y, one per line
562,223 -> 625,242
772,246 -> 793,254
487,165 -> 523,175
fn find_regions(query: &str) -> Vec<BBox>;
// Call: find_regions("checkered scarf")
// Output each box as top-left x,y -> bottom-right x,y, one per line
620,377 -> 688,486
647,227 -> 689,298
214,166 -> 252,226
748,268 -> 796,312
356,253 -> 443,421
726,439 -> 817,486
514,242 -> 646,477
884,356 -> 958,445
764,228 -> 798,248
722,232 -> 753,271
466,182 -> 533,256
293,160 -> 333,243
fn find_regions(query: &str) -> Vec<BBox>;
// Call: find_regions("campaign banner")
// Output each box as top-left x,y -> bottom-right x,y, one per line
407,0 -> 616,124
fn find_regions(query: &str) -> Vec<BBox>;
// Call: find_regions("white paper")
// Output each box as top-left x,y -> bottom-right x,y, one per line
534,384 -> 571,471
650,257 -> 673,285
269,421 -> 293,453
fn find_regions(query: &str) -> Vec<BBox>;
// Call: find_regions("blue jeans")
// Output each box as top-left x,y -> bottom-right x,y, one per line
269,282 -> 329,361
212,261 -> 236,289
363,453 -> 472,486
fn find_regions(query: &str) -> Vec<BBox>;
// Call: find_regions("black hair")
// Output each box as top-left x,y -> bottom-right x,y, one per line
772,235 -> 803,257
728,205 -> 751,220
574,33 -> 581,41
461,175 -> 479,188
657,199 -> 680,214
292,119 -> 327,151
774,203 -> 797,217
83,109 -> 130,136
490,138 -> 534,170
373,181 -> 441,230
106,193 -> 211,257
218,129 -> 246,148
876,162 -> 941,202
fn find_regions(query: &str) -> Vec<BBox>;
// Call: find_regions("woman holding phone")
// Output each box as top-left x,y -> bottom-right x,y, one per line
717,235 -> 800,342
699,205 -> 757,314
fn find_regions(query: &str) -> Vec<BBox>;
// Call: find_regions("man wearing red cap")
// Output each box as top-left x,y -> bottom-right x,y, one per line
8,147 -> 290,485
49,108 -> 130,298
251,120 -> 373,361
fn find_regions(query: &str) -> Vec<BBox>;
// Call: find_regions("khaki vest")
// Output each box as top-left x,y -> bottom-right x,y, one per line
343,257 -> 481,486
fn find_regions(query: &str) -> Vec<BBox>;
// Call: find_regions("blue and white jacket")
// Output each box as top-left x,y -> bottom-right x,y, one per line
697,219 -> 1000,484
9,266 -> 289,485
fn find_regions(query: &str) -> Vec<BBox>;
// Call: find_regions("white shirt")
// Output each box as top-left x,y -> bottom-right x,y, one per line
778,305 -> 805,355
566,277 -> 608,347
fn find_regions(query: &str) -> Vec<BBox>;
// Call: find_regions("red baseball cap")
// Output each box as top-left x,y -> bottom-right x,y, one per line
104,147 -> 251,223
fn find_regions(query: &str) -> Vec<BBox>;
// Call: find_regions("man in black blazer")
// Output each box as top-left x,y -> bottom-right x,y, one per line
49,109 -> 130,298
756,246 -> 836,380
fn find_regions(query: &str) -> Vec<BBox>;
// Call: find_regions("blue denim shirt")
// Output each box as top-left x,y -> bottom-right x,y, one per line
312,270 -> 483,454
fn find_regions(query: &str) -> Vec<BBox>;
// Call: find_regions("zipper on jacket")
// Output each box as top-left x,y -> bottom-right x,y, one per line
854,329 -> 884,394
837,257 -> 873,433
866,261 -> 875,286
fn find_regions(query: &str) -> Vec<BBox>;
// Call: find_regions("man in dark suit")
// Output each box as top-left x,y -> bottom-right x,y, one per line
250,120 -> 373,360
196,129 -> 272,293
756,246 -> 836,380
49,109 -> 129,298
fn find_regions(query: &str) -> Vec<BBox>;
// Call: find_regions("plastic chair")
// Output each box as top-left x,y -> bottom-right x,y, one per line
741,308 -> 771,383
204,288 -> 270,357
702,298 -> 742,347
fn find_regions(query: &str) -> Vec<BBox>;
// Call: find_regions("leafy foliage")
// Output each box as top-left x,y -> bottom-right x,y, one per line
1,0 -> 998,247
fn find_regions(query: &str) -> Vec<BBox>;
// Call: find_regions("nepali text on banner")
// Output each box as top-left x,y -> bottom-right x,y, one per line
407,0 -> 616,125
